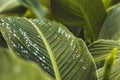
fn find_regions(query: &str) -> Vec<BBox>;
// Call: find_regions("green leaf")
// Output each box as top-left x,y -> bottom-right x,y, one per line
88,40 -> 120,80
0,0 -> 20,13
0,0 -> 27,16
18,0 -> 49,18
102,0 -> 120,9
50,0 -> 106,43
0,16 -> 98,80
99,3 -> 120,40
88,39 -> 120,68
0,48 -> 53,80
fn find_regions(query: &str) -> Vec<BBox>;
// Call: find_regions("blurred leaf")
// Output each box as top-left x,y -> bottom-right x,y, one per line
88,40 -> 120,80
18,0 -> 49,18
0,0 -> 20,13
1,6 -> 27,17
50,0 -> 106,43
102,0 -> 120,9
103,48 -> 117,80
99,3 -> 120,40
98,58 -> 120,80
0,16 -> 98,80
88,39 -> 120,68
0,48 -> 53,80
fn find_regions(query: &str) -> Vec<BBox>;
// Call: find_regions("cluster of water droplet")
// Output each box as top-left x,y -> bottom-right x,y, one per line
0,17 -> 52,72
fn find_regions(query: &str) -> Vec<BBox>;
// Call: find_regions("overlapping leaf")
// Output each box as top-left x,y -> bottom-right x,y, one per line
99,3 -> 120,40
18,0 -> 49,18
0,0 -> 20,13
88,39 -> 120,79
0,16 -> 98,80
102,0 -> 120,9
88,39 -> 120,61
88,39 -> 120,68
50,0 -> 106,43
98,58 -> 120,80
0,48 -> 53,80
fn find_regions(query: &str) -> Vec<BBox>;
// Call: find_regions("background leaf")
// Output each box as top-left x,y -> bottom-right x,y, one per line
88,39 -> 120,80
102,0 -> 120,9
98,58 -> 120,80
0,0 -> 20,13
0,48 -> 53,80
50,0 -> 106,43
88,39 -> 120,68
0,16 -> 98,80
18,0 -> 49,18
99,3 -> 120,40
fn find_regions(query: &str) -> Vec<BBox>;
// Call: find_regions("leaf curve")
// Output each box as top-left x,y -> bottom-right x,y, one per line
50,0 -> 106,43
0,16 -> 98,80
88,39 -> 120,68
0,48 -> 53,80
18,0 -> 49,18
99,3 -> 120,40
102,0 -> 120,9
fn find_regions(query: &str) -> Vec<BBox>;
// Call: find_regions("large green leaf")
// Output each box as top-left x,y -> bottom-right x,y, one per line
50,0 -> 106,43
102,0 -> 120,9
99,3 -> 120,40
0,48 -> 53,80
88,39 -> 120,68
0,16 -> 98,80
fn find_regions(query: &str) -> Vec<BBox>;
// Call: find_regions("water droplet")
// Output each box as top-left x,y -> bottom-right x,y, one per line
47,67 -> 49,69
34,52 -> 38,56
39,57 -> 42,60
58,27 -> 62,33
8,36 -> 11,39
37,35 -> 40,38
7,17 -> 12,22
82,66 -> 87,70
42,63 -> 44,66
43,60 -> 46,63
43,56 -> 45,59
27,44 -> 30,47
79,59 -> 83,63
70,40 -> 74,45
44,67 -> 47,69
10,41 -> 17,47
21,50 -> 28,54
57,37 -> 60,40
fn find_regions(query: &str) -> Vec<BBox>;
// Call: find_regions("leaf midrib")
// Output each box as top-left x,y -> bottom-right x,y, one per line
25,18 -> 61,80
75,1 -> 95,41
